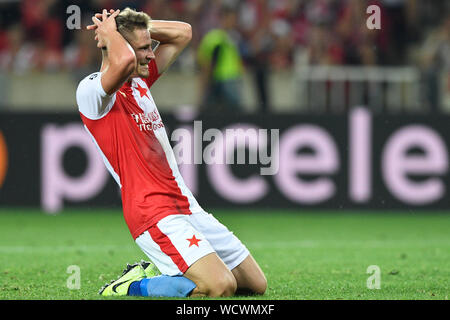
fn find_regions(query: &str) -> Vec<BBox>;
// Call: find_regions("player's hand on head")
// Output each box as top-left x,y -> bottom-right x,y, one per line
86,9 -> 117,30
86,9 -> 120,48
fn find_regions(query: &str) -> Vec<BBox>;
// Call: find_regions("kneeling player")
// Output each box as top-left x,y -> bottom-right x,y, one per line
76,8 -> 266,297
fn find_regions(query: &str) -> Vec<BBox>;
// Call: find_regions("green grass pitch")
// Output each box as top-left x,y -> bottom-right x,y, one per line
0,208 -> 448,300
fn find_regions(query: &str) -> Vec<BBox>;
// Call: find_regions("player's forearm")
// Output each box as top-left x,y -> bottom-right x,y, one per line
100,30 -> 136,94
104,30 -> 136,73
149,20 -> 192,46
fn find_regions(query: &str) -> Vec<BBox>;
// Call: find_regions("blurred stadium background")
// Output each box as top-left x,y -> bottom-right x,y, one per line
0,0 -> 449,300
0,0 -> 449,113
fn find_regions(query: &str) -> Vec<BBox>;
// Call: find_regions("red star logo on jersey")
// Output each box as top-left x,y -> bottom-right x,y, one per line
135,83 -> 149,99
187,235 -> 201,247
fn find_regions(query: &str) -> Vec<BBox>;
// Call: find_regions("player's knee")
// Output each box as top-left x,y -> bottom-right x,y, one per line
206,273 -> 237,297
252,274 -> 267,295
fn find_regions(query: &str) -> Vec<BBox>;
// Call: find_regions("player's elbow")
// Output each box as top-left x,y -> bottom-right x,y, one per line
179,22 -> 192,45
110,51 -> 136,76
185,23 -> 192,41
122,54 -> 137,75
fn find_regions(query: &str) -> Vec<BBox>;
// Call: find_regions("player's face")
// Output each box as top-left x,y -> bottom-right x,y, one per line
129,28 -> 156,78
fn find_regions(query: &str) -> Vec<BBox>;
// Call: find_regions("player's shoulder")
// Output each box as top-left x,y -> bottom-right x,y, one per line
76,71 -> 110,99
77,72 -> 97,90
76,71 -> 116,120
77,72 -> 101,89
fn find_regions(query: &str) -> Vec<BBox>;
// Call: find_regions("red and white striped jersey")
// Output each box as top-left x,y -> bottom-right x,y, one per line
76,60 -> 203,239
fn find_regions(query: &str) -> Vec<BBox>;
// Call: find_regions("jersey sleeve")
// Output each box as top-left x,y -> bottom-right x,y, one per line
142,59 -> 161,88
76,72 -> 116,120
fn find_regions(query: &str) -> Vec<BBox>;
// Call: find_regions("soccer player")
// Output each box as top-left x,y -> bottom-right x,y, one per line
75,8 -> 267,298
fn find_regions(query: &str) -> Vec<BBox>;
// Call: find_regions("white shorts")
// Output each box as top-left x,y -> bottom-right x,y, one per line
135,211 -> 250,276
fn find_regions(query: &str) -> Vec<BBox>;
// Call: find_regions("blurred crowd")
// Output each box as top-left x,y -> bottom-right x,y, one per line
1,0 -> 448,70
0,0 -> 449,111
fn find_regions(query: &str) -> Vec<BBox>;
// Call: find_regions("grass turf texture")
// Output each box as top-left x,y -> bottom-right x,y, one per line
0,208 -> 448,300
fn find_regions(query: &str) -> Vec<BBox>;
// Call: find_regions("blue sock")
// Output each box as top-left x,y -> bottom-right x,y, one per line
128,275 -> 196,297
128,281 -> 142,296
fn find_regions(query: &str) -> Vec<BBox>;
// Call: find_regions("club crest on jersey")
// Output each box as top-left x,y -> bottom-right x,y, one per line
131,110 -> 164,132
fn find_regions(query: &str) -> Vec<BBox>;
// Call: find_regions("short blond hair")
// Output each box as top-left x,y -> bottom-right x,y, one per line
115,7 -> 152,39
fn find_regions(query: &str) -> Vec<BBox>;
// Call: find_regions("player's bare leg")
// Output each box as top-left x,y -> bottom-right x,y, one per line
231,254 -> 267,295
184,252 -> 237,297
